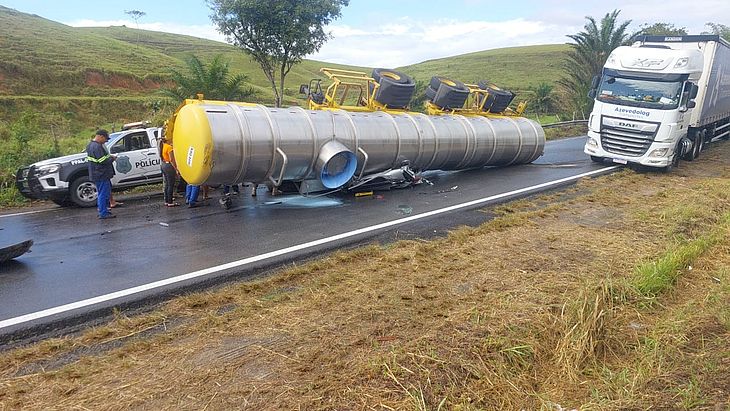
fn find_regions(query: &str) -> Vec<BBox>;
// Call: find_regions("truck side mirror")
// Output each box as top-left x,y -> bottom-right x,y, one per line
689,84 -> 699,99
588,89 -> 597,99
687,100 -> 696,109
590,75 -> 600,89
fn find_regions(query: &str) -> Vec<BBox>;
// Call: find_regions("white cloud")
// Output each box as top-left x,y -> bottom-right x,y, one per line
312,18 -> 566,67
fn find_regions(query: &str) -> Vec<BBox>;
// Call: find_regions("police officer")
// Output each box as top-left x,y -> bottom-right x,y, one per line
86,129 -> 117,219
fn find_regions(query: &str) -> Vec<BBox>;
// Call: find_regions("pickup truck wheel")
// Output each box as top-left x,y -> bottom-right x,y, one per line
590,156 -> 604,163
70,176 -> 98,208
50,196 -> 73,207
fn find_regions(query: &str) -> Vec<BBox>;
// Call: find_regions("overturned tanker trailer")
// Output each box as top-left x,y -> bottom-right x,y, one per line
166,68 -> 545,192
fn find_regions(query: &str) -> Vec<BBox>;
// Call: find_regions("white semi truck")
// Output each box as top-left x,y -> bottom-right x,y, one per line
585,35 -> 730,171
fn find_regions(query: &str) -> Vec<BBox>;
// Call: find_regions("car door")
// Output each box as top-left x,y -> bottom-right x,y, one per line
109,131 -> 159,187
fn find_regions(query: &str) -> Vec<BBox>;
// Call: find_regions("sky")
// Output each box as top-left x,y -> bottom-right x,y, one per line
2,0 -> 727,67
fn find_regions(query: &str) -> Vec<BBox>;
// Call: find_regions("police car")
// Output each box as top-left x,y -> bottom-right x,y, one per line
15,122 -> 164,207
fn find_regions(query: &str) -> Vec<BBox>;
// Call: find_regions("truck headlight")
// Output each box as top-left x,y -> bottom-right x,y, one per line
648,148 -> 668,157
35,164 -> 61,176
586,138 -> 598,148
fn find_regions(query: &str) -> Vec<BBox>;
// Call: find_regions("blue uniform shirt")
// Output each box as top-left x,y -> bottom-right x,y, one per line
86,140 -> 115,181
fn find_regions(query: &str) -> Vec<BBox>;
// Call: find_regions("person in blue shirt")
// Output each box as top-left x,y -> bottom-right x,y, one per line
85,129 -> 117,219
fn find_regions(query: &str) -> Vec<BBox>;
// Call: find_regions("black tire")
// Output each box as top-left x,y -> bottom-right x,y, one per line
371,68 -> 411,85
695,130 -> 705,159
430,77 -> 469,109
50,196 -> 73,207
372,69 -> 415,109
590,156 -> 604,163
477,80 -> 515,113
662,141 -> 682,173
69,175 -> 98,208
425,86 -> 437,100
683,130 -> 701,161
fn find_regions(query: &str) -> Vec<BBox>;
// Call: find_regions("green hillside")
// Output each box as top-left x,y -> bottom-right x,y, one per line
0,5 -> 568,102
399,44 -> 569,91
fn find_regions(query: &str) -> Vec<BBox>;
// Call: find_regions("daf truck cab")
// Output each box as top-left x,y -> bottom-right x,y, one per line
585,35 -> 730,171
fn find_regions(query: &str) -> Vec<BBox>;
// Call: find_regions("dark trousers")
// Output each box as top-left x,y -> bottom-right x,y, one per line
95,179 -> 112,217
161,162 -> 177,204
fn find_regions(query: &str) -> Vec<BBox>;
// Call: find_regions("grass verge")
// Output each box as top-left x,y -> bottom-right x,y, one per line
0,142 -> 728,409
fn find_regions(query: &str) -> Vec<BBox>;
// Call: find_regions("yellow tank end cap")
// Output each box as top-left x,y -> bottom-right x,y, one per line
172,104 -> 213,185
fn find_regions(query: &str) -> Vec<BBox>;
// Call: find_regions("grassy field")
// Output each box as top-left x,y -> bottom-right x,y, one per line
400,44 -> 569,92
1,139 -> 728,409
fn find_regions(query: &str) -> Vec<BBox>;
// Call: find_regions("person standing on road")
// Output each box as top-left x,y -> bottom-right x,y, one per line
86,129 -> 116,219
160,136 -> 179,207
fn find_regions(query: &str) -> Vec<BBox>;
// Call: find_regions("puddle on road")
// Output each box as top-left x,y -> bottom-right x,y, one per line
262,195 -> 343,209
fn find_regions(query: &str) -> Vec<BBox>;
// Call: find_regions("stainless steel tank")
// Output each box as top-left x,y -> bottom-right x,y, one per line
169,100 -> 545,187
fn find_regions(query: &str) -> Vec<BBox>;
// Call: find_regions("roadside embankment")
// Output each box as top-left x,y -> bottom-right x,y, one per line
1,142 -> 728,409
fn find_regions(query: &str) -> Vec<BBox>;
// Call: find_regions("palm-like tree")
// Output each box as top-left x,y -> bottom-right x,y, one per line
530,82 -> 554,116
558,10 -> 632,117
162,55 -> 257,102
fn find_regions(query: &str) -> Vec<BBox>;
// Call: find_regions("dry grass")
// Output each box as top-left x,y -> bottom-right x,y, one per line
1,144 -> 730,409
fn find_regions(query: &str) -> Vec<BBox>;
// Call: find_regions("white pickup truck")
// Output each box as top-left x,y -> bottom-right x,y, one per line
15,123 -> 163,207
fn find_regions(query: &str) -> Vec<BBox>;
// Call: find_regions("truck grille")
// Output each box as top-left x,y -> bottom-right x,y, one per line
600,115 -> 660,157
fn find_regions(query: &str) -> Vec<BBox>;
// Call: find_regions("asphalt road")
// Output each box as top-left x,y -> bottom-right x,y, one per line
0,136 -> 618,338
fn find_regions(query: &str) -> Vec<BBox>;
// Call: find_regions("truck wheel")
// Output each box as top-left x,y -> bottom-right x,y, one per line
683,131 -> 701,161
70,175 -> 98,207
695,130 -> 706,159
590,156 -> 604,163
662,142 -> 682,173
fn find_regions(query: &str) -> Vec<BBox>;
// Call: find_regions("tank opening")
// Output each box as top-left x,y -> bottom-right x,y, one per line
319,150 -> 357,189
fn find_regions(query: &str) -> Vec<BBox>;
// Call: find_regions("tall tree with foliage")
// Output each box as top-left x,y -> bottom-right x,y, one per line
704,22 -> 730,41
125,9 -> 146,47
558,10 -> 632,117
636,22 -> 687,36
208,0 -> 349,107
162,54 -> 256,102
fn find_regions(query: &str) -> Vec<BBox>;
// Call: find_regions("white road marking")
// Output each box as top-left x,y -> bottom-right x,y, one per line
0,208 -> 58,218
0,166 -> 619,330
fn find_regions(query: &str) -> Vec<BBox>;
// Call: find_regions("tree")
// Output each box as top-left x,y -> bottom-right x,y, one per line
558,10 -> 632,118
125,9 -> 146,47
529,82 -> 554,117
636,22 -> 687,36
703,22 -> 730,42
208,0 -> 349,107
162,54 -> 257,102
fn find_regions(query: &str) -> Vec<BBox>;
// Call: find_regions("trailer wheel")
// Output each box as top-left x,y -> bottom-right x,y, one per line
425,86 -> 437,100
372,69 -> 415,109
431,77 -> 469,109
478,80 -> 515,113
372,68 -> 411,85
69,175 -> 98,207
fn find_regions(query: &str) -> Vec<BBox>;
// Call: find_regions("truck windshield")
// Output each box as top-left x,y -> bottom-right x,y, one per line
596,76 -> 683,110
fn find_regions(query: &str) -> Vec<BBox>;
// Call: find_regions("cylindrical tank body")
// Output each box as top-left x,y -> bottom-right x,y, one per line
169,100 -> 545,186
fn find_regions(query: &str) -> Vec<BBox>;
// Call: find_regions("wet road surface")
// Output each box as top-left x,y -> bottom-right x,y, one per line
0,136 -> 619,337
